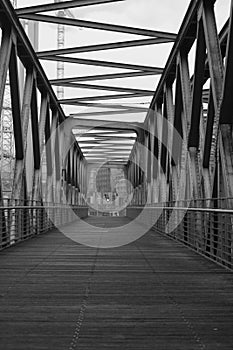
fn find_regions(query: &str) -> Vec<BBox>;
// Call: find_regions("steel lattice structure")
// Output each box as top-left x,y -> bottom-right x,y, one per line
127,0 -> 233,205
0,0 -> 233,268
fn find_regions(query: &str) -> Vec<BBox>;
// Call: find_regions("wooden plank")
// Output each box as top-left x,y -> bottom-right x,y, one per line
0,217 -> 233,349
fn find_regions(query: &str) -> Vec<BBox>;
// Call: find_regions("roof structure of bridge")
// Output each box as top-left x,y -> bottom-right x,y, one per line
14,0 -> 178,166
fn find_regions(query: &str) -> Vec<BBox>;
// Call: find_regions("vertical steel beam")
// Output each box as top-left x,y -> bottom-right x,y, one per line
202,0 -> 223,180
9,43 -> 23,161
32,93 -> 48,201
219,126 -> 233,198
0,30 -> 12,116
45,104 -> 53,203
172,68 -> 183,167
170,68 -> 182,201
54,113 -> 62,203
188,20 -> 206,148
160,93 -> 169,202
165,84 -> 174,200
30,81 -> 40,171
203,87 -> 215,168
178,51 -> 192,131
202,0 -> 223,110
0,30 -> 12,203
12,69 -> 34,200
220,0 -> 233,123
217,1 -> 233,201
202,0 -> 230,200
179,50 -> 199,200
161,93 -> 168,176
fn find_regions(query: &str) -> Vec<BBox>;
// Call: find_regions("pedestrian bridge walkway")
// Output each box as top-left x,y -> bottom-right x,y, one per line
0,216 -> 232,350
1,0 -> 233,348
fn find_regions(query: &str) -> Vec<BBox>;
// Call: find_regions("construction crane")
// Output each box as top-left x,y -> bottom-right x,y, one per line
55,0 -> 75,100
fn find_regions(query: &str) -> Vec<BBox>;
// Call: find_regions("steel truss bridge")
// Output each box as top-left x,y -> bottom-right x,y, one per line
0,0 -> 233,349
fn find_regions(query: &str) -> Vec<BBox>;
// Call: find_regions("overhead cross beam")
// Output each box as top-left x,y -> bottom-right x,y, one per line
70,109 -> 147,117
78,141 -> 135,146
49,71 -> 158,84
16,0 -> 125,15
85,152 -> 131,155
40,55 -> 163,73
37,37 -> 172,58
77,129 -> 135,134
17,13 -> 177,40
59,93 -> 152,104
69,102 -> 148,111
81,136 -> 136,140
70,118 -> 141,131
50,82 -> 154,94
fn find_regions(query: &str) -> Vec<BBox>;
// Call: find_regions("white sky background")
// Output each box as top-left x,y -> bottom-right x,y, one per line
16,0 -> 231,122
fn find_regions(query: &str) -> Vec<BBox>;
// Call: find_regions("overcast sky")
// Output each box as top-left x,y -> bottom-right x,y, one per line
16,0 -> 231,121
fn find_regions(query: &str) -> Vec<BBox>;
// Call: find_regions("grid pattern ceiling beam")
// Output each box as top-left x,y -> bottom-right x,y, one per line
75,119 -> 138,164
15,0 -> 175,165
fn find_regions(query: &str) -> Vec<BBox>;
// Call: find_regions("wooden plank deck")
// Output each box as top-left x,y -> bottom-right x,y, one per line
0,216 -> 233,350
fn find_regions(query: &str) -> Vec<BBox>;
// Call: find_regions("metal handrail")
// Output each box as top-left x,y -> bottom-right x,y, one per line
0,205 -> 88,209
0,200 -> 88,251
130,206 -> 233,214
127,200 -> 233,271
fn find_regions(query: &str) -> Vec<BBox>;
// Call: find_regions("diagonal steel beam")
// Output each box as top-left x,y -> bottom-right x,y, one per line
83,132 -> 136,136
77,135 -> 136,139
220,2 -> 233,123
83,148 -> 131,151
50,81 -> 154,94
59,93 -> 152,103
37,38 -> 173,58
49,71 -> 157,84
91,136 -> 136,140
16,0 -> 125,15
84,147 -> 133,150
82,146 -> 131,149
85,151 -> 131,154
78,141 -> 134,146
69,109 -> 147,117
40,55 -> 163,73
70,117 -> 141,130
79,136 -> 136,140
76,130 -> 136,134
17,14 -> 177,39
69,102 -> 148,111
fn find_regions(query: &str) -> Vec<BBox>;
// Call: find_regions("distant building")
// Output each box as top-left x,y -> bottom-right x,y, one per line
96,167 -> 111,193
